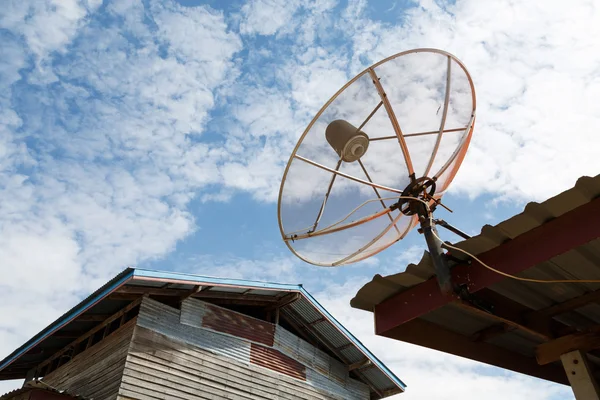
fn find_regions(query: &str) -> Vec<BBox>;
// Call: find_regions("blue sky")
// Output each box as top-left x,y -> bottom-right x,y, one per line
2,0 -> 600,398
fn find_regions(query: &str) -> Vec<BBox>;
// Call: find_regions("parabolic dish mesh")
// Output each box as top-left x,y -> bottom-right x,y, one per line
278,49 -> 476,267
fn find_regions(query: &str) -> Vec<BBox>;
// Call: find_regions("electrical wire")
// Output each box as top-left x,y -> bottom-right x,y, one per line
381,194 -> 600,285
428,214 -> 600,285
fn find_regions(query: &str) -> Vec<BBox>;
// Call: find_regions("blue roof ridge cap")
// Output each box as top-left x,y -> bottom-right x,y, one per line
132,268 -> 303,291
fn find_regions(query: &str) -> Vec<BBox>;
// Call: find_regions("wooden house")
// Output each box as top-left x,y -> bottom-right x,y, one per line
0,268 -> 405,399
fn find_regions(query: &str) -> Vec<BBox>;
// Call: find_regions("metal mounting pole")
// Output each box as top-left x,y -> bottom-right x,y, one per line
393,176 -> 455,296
418,208 -> 454,295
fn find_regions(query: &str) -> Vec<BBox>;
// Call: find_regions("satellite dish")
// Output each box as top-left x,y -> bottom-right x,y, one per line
277,48 -> 476,270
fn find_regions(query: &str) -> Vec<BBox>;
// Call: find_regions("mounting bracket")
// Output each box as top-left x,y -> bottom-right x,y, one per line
417,205 -> 454,296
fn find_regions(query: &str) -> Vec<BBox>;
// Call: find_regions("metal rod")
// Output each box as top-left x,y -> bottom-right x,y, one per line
433,219 -> 471,240
368,68 -> 415,175
424,56 -> 452,177
284,207 -> 392,241
358,159 -> 401,235
434,112 -> 476,179
294,154 -> 403,193
369,135 -> 398,141
332,211 -> 403,266
369,127 -> 467,141
284,195 -> 402,237
310,158 -> 342,233
311,97 -> 385,238
357,101 -> 383,131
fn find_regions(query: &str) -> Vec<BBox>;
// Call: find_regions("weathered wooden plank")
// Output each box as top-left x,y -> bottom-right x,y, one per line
42,320 -> 136,400
38,299 -> 141,373
537,327 -> 600,365
125,350 -> 279,399
561,350 -> 600,400
120,382 -> 189,400
123,366 -> 265,400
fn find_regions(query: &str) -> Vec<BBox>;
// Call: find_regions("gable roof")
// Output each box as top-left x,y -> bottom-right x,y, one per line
0,268 -> 405,398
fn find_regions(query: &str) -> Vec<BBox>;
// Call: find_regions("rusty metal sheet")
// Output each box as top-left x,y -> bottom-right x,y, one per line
202,303 -> 275,347
250,343 -> 306,381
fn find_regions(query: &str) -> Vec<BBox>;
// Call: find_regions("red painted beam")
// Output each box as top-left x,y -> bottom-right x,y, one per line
375,196 -> 600,336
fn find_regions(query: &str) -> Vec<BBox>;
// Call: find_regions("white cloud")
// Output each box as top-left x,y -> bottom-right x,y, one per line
0,0 -> 242,281
0,0 -> 241,390
0,0 -> 596,397
339,0 -> 600,202
239,0 -> 304,36
0,0 -> 90,58
211,0 -> 600,272
223,0 -> 600,206
185,253 -> 302,282
237,0 -> 340,38
0,0 -> 102,83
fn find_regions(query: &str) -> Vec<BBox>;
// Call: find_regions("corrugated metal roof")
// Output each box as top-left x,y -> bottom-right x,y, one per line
350,173 -> 600,383
0,268 -> 405,398
0,380 -> 89,399
352,174 -> 600,313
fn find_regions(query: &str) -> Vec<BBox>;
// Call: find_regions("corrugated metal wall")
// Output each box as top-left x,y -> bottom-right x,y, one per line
202,303 -> 275,346
124,297 -> 370,400
137,294 -> 252,363
250,343 -> 306,380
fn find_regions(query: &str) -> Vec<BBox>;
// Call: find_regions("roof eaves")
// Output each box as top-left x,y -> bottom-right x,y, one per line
299,287 -> 407,391
1,381 -> 90,400
0,268 -> 135,374
351,174 -> 600,313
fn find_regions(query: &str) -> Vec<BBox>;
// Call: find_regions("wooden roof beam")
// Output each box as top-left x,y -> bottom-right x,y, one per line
276,292 -> 301,308
308,317 -> 326,326
470,323 -> 514,342
111,288 -> 281,303
537,326 -> 600,365
48,331 -> 82,339
179,285 -> 212,303
528,288 -> 600,320
384,318 -> 569,385
348,358 -> 372,371
73,314 -> 112,322
455,288 -> 575,341
36,298 -> 142,372
336,343 -> 354,351
374,197 -> 600,336
279,312 -> 320,349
